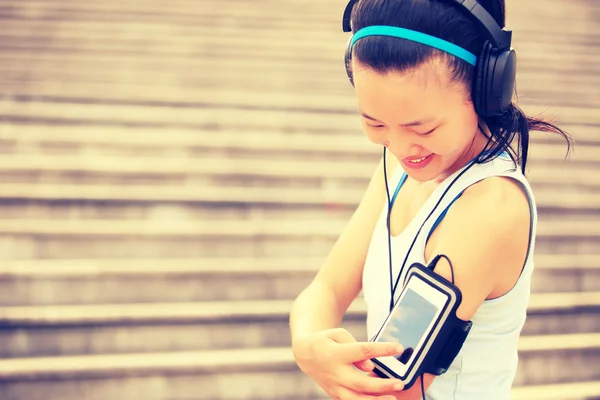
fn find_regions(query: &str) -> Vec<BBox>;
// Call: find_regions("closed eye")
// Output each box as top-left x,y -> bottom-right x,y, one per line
418,127 -> 437,136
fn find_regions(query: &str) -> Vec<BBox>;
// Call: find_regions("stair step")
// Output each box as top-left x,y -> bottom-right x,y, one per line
0,6 -> 589,45
0,335 -> 599,399
299,380 -> 600,400
0,184 -> 598,224
0,218 -> 598,259
0,0 -> 587,28
511,380 -> 600,400
0,218 -> 597,239
3,36 -> 591,73
1,26 -> 592,65
2,23 -> 597,94
3,41 -> 592,70
0,10 -> 590,49
0,125 -> 592,164
0,152 -> 592,180
0,255 -> 598,305
2,97 -> 598,140
4,87 -> 599,143
0,347 -> 311,400
0,155 -> 595,197
1,44 -> 596,78
0,293 -> 598,357
0,3 -> 587,36
2,25 -> 589,57
2,30 -> 597,103
4,73 -> 598,110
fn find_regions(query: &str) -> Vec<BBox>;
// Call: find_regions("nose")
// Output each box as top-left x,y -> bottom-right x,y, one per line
387,132 -> 424,159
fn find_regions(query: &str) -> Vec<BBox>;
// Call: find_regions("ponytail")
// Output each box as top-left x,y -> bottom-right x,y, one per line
478,103 -> 573,174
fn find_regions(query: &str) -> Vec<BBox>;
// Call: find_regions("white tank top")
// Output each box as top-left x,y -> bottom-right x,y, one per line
362,152 -> 538,400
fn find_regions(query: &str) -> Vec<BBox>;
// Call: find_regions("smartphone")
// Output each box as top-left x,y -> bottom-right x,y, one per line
371,273 -> 454,387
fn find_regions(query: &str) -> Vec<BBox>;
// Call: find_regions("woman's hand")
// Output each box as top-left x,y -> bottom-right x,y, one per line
292,328 -> 406,400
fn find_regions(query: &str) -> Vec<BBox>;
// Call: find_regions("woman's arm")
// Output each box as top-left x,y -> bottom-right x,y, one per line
290,155 -> 407,400
290,154 -> 397,342
384,176 -> 531,398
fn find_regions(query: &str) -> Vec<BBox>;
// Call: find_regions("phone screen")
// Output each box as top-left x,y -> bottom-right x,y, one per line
376,287 -> 441,365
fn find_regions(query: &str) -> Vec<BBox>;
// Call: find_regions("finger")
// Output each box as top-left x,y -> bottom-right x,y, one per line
346,372 -> 404,394
353,359 -> 375,372
336,385 -> 398,400
336,341 -> 404,363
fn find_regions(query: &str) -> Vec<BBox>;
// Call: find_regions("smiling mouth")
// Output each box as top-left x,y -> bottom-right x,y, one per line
406,156 -> 429,164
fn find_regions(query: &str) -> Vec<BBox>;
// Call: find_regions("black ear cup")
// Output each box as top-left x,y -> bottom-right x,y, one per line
486,48 -> 517,116
474,41 -> 492,116
345,36 -> 355,86
474,41 -> 517,117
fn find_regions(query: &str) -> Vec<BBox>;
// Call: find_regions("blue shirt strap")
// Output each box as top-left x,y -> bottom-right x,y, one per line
390,172 -> 408,209
427,191 -> 465,242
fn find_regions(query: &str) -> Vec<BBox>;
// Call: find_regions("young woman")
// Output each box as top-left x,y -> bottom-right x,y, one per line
289,0 -> 572,399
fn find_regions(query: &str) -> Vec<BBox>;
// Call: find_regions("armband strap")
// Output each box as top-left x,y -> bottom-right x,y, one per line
427,317 -> 473,375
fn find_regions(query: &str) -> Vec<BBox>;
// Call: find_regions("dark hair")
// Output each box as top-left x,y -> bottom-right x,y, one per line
349,0 -> 573,174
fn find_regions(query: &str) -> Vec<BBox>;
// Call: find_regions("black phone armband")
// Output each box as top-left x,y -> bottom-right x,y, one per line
371,261 -> 473,389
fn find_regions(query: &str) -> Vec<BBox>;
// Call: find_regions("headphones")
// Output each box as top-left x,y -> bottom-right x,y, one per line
342,0 -> 517,117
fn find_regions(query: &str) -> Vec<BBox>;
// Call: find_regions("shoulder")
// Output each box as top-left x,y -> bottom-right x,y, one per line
435,175 -> 531,250
427,175 -> 531,320
460,175 -> 531,228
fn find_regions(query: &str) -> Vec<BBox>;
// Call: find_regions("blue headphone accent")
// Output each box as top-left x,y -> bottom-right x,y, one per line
351,25 -> 477,66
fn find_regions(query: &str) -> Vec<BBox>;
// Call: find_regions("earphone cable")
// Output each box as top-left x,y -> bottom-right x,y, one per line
383,147 -> 395,313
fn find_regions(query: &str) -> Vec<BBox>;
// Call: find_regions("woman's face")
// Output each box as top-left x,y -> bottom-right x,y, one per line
352,58 -> 487,183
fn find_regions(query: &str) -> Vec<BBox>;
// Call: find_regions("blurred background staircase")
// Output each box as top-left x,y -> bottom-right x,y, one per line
0,0 -> 599,399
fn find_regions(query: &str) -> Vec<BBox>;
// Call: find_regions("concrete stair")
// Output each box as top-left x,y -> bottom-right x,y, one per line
1,1 -> 599,108
0,127 -> 595,173
0,293 -> 599,358
1,0 -> 599,398
0,337 -> 600,400
0,153 -> 598,190
1,218 -> 600,259
0,255 -> 599,306
0,123 -> 596,153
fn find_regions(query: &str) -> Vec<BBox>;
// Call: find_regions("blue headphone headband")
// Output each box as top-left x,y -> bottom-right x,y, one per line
351,25 -> 478,66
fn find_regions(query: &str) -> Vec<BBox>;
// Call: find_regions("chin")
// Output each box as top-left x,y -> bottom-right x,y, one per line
405,170 -> 440,183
